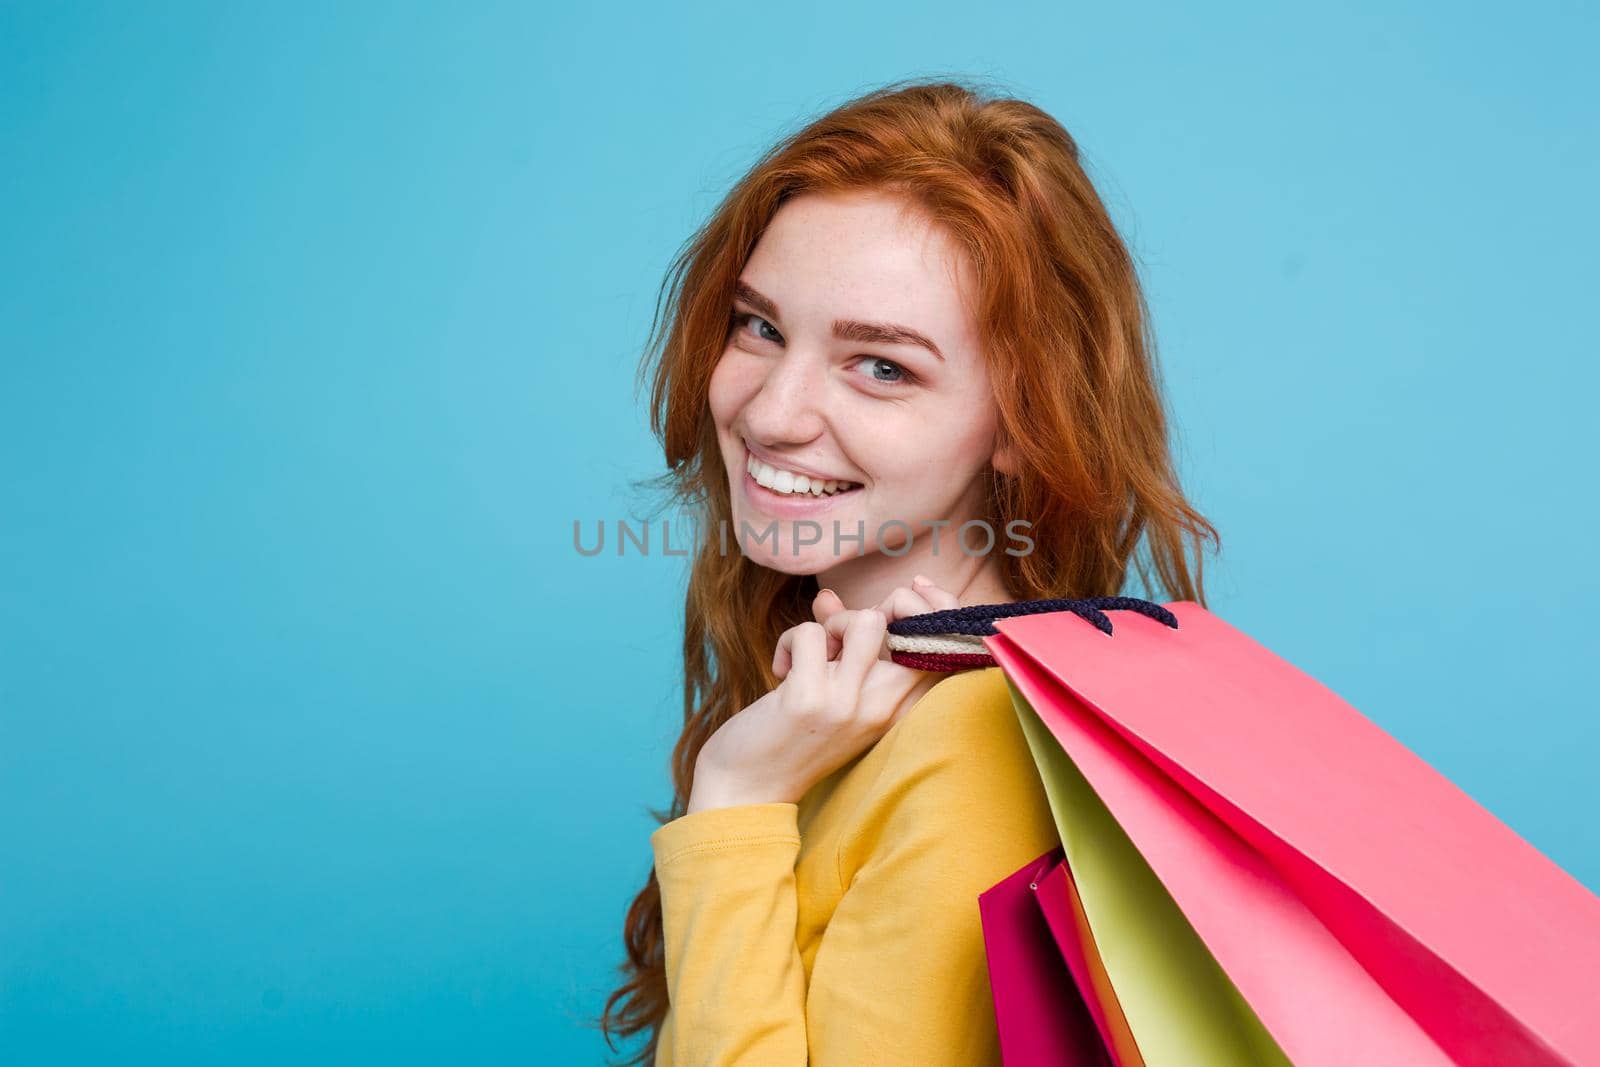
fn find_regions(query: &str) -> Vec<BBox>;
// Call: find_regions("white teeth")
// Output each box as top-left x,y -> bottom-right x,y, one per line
746,454 -> 859,496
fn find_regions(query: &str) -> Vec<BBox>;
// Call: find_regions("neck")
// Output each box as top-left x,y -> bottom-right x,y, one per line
815,540 -> 1014,612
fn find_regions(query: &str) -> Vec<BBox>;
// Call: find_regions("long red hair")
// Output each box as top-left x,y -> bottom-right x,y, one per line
589,75 -> 1220,1064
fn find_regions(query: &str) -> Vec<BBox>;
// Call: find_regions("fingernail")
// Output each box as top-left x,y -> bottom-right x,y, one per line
913,574 -> 930,586
819,587 -> 837,599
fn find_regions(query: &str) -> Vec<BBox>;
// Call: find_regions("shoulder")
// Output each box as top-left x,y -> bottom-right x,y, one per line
890,665 -> 1025,764
838,666 -> 1057,879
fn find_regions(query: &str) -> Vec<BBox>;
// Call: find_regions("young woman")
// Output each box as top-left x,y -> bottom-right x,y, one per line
595,77 -> 1218,1065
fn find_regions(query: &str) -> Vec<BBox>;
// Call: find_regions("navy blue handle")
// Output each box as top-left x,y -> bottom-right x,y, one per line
885,595 -> 1178,638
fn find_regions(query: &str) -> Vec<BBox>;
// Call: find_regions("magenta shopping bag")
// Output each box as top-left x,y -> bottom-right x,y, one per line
976,846 -> 1112,1067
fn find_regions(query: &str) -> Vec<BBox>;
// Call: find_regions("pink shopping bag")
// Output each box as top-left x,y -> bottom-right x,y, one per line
982,600 -> 1600,1067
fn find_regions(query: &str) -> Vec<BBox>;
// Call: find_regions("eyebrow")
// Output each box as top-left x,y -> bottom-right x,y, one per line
733,280 -> 945,362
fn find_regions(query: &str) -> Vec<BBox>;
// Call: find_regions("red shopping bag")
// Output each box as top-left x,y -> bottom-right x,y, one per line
976,847 -> 1113,1067
974,600 -> 1600,1066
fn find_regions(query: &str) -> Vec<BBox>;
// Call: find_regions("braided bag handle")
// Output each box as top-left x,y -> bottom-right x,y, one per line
884,595 -> 1179,671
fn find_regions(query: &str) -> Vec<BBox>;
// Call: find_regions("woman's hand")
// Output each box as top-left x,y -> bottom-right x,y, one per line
688,575 -> 963,813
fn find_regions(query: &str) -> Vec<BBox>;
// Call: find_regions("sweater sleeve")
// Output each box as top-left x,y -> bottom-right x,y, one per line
649,668 -> 1061,1066
650,802 -> 809,1064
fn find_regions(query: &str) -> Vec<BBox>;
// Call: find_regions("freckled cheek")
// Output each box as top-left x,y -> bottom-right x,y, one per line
927,398 -> 1000,466
707,354 -> 751,428
868,414 -> 992,505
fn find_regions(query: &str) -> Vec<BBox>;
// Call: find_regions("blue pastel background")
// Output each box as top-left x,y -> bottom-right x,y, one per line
2,2 -> 1595,1062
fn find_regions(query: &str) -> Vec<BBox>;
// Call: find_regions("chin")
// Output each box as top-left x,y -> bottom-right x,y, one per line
725,515 -> 841,574
745,549 -> 833,576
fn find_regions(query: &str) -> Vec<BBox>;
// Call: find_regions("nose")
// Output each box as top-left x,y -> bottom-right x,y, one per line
738,346 -> 828,445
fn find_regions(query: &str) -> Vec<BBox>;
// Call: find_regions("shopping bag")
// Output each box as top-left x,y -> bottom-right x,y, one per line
1012,681 -> 1293,1067
976,847 -> 1113,1066
892,597 -> 1600,1067
962,600 -> 1291,1067
1029,856 -> 1138,1066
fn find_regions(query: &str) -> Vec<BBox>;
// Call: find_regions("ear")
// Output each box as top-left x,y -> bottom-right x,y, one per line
991,438 -> 1018,477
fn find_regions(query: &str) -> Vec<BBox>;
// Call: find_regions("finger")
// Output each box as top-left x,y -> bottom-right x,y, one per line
773,626 -> 794,680
874,585 -> 934,623
912,573 -> 961,611
833,609 -> 887,693
812,614 -> 849,663
813,589 -> 847,658
773,622 -> 818,680
812,587 -> 845,625
787,621 -> 827,690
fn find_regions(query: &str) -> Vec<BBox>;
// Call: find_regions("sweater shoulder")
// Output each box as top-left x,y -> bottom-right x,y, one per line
892,665 -> 1020,756
837,665 -> 1054,874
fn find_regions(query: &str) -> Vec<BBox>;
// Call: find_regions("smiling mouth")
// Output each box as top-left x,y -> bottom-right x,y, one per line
743,452 -> 863,498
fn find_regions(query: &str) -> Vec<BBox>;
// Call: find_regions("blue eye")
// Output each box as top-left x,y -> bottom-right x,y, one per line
730,311 -> 782,344
729,310 -> 918,388
857,356 -> 916,386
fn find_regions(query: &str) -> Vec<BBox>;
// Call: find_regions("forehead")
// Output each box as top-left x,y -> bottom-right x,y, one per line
741,189 -> 980,358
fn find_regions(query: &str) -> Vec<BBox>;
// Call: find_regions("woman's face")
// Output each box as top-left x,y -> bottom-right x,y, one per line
708,188 -> 1008,575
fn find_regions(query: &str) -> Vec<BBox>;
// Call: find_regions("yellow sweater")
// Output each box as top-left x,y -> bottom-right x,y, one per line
648,666 -> 1062,1065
